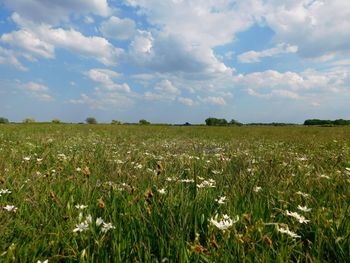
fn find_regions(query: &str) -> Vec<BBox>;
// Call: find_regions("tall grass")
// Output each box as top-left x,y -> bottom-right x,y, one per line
0,124 -> 349,262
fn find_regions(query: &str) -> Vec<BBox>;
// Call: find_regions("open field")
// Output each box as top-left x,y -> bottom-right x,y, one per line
0,124 -> 350,262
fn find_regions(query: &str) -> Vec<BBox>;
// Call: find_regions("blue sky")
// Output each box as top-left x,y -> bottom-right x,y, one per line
0,0 -> 350,124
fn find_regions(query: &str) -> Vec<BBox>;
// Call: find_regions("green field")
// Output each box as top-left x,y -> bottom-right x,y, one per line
1,124 -> 349,262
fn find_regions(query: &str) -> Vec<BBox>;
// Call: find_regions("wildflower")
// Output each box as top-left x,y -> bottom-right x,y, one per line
286,210 -> 310,224
73,222 -> 89,232
85,214 -> 92,224
215,196 -> 227,204
180,179 -> 195,183
209,214 -> 238,231
76,167 -> 82,172
0,189 -> 11,196
297,205 -> 312,212
96,217 -> 104,226
3,205 -> 18,212
158,188 -> 166,194
23,156 -> 31,161
253,186 -> 262,192
295,191 -> 310,198
319,174 -> 330,179
37,260 -> 48,263
36,158 -> 43,163
277,225 -> 301,239
101,222 -> 115,233
75,204 -> 88,209
197,179 -> 216,188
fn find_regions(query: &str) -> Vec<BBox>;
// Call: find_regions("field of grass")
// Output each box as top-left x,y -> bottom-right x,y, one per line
0,124 -> 349,262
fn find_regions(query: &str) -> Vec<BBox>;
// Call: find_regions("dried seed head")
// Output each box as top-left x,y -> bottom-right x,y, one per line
83,167 -> 90,178
97,198 -> 105,209
156,162 -> 164,175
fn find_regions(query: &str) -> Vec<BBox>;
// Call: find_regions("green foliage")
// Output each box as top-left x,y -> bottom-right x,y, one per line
51,119 -> 62,124
139,119 -> 150,125
85,117 -> 97,124
229,119 -> 243,126
0,117 -> 9,124
22,117 -> 35,123
304,119 -> 350,126
111,120 -> 122,125
0,125 -> 349,262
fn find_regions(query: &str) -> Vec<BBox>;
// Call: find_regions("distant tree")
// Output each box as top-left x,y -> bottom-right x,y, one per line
0,117 -> 9,124
205,117 -> 228,126
139,119 -> 150,125
111,120 -> 122,125
23,117 -> 35,123
229,119 -> 243,126
86,117 -> 97,124
52,119 -> 62,124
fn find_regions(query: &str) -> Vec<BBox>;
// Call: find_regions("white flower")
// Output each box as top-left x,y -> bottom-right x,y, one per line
76,167 -> 82,172
101,222 -> 115,233
180,179 -> 195,183
286,210 -> 310,224
73,222 -> 89,232
0,189 -> 11,196
75,204 -> 88,209
96,217 -> 104,226
319,174 -> 330,179
3,205 -> 17,212
37,260 -> 48,263
215,196 -> 227,204
295,191 -> 310,198
85,214 -> 92,224
23,156 -> 31,161
209,214 -> 238,231
253,186 -> 262,192
197,179 -> 216,188
297,205 -> 312,212
158,188 -> 166,194
277,226 -> 301,239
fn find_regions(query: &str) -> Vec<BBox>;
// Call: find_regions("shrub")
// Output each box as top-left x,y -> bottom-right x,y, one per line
111,120 -> 122,125
205,117 -> 228,126
139,119 -> 150,125
52,119 -> 62,124
86,117 -> 97,124
0,117 -> 9,124
23,118 -> 35,123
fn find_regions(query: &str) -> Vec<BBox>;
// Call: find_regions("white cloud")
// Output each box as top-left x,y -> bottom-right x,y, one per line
238,43 -> 298,63
68,91 -> 133,110
178,97 -> 194,106
1,29 -> 55,59
262,0 -> 350,58
1,14 -> 124,66
0,46 -> 28,71
199,96 -> 226,106
19,81 -> 54,101
84,16 -> 95,24
87,68 -> 130,92
3,0 -> 110,24
100,16 -> 136,40
144,79 -> 180,101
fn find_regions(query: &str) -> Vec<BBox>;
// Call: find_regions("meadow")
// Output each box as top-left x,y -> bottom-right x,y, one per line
0,124 -> 349,262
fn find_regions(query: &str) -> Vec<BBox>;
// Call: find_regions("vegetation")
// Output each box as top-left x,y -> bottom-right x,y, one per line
0,124 -> 350,262
22,117 -> 35,123
85,117 -> 97,124
304,119 -> 350,126
139,119 -> 150,125
111,120 -> 122,125
51,119 -> 62,124
205,117 -> 228,126
0,117 -> 9,124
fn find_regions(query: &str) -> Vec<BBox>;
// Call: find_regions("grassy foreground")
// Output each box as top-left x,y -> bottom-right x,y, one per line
0,124 -> 349,262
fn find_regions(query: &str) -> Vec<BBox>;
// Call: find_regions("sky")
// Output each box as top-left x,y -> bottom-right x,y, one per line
0,0 -> 350,124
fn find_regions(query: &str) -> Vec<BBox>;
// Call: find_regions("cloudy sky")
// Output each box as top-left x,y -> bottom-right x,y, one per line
0,0 -> 349,123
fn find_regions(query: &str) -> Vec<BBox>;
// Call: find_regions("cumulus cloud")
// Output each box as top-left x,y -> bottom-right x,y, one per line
262,0 -> 350,58
198,96 -> 226,106
19,81 -> 54,101
3,0 -> 110,24
144,79 -> 180,101
100,16 -> 136,40
238,43 -> 298,63
68,91 -> 133,110
87,69 -> 130,92
0,46 -> 28,71
1,13 -> 123,65
178,97 -> 194,106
